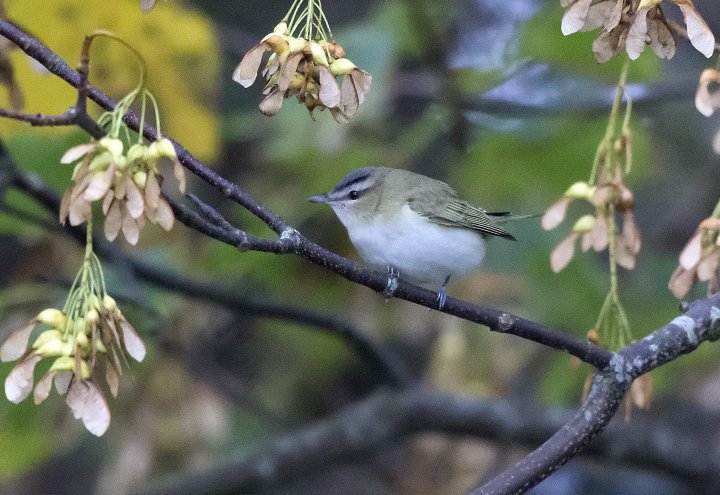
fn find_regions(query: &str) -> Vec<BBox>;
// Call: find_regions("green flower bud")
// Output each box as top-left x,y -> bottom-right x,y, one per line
95,339 -> 107,353
36,308 -> 66,329
127,143 -> 149,164
86,308 -> 99,325
49,357 -> 90,378
89,295 -> 102,311
103,295 -> 117,312
35,338 -> 71,357
273,21 -> 288,35
79,360 -> 91,379
310,42 -> 329,67
32,329 -> 64,350
75,332 -> 89,349
133,171 -> 148,189
571,214 -> 595,233
147,142 -> 160,161
149,138 -> 177,160
88,152 -> 113,172
99,137 -> 124,160
71,161 -> 85,180
563,182 -> 594,200
287,36 -> 307,54
49,356 -> 75,372
157,138 -> 177,158
114,154 -> 128,171
329,58 -> 356,76
73,317 -> 86,337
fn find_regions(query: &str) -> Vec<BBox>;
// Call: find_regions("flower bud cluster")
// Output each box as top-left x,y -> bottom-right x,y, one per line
0,266 -> 146,436
561,0 -> 714,63
543,178 -> 640,272
233,21 -> 372,122
669,217 -> 720,298
695,69 -> 720,155
59,136 -> 186,245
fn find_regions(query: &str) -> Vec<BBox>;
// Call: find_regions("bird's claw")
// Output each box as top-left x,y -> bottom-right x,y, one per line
436,287 -> 447,311
436,275 -> 451,311
383,266 -> 400,301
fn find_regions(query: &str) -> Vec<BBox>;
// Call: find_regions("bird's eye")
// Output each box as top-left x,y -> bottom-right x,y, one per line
348,190 -> 360,200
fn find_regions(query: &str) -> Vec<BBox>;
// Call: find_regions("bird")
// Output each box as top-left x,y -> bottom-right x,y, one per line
308,166 -> 533,309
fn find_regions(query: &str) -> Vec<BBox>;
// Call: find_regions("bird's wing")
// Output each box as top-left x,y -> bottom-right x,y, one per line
408,196 -> 516,240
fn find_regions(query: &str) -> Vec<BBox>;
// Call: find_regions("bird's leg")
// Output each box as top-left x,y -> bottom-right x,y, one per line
383,266 -> 400,301
437,275 -> 451,310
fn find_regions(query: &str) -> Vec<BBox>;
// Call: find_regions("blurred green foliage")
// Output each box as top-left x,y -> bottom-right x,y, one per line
0,384 -> 51,478
0,0 -> 717,491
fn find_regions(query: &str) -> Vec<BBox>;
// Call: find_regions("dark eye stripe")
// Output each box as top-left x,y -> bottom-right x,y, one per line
333,172 -> 371,192
327,167 -> 378,202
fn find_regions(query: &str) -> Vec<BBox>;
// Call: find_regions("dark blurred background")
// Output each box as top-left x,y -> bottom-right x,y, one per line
0,0 -> 719,493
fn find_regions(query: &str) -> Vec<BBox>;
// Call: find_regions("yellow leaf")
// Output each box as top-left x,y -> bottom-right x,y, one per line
3,0 -> 220,161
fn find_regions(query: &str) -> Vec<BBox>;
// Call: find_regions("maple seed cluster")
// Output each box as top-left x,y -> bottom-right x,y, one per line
234,22 -> 372,122
59,136 -> 186,245
543,179 -> 641,272
695,68 -> 720,155
667,70 -> 720,298
561,0 -> 715,63
669,218 -> 720,298
0,295 -> 146,436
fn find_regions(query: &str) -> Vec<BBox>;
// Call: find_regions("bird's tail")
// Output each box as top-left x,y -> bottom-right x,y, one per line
487,212 -> 540,224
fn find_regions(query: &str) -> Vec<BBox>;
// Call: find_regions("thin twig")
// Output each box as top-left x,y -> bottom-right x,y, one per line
2,15 -> 720,495
133,290 -> 720,495
0,18 -> 613,370
0,146 -> 412,387
137,293 -> 720,495
0,107 -> 104,137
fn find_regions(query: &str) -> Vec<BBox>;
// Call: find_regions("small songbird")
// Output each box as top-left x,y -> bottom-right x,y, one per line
308,166 -> 533,308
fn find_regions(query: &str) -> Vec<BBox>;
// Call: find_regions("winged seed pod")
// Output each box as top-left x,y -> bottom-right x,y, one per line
560,0 -> 714,63
233,4 -> 372,122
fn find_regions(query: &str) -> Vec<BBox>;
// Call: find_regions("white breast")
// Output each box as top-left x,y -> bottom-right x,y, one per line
334,204 -> 486,290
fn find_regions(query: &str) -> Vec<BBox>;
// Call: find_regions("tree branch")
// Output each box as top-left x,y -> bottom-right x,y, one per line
133,291 -> 720,495
4,17 -> 720,495
133,295 -> 720,495
0,144 -> 413,387
0,18 -> 612,370
475,293 -> 720,494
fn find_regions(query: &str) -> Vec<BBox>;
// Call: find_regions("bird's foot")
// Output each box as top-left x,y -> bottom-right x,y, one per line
383,266 -> 400,301
436,275 -> 451,310
436,287 -> 447,311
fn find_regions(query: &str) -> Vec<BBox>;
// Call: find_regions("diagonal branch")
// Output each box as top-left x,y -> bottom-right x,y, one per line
0,18 -> 613,370
2,14 -> 720,495
133,294 -> 720,495
0,145 -> 412,387
474,293 -> 720,494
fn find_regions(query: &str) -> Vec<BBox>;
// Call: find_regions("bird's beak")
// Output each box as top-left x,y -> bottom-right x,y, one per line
308,193 -> 331,204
